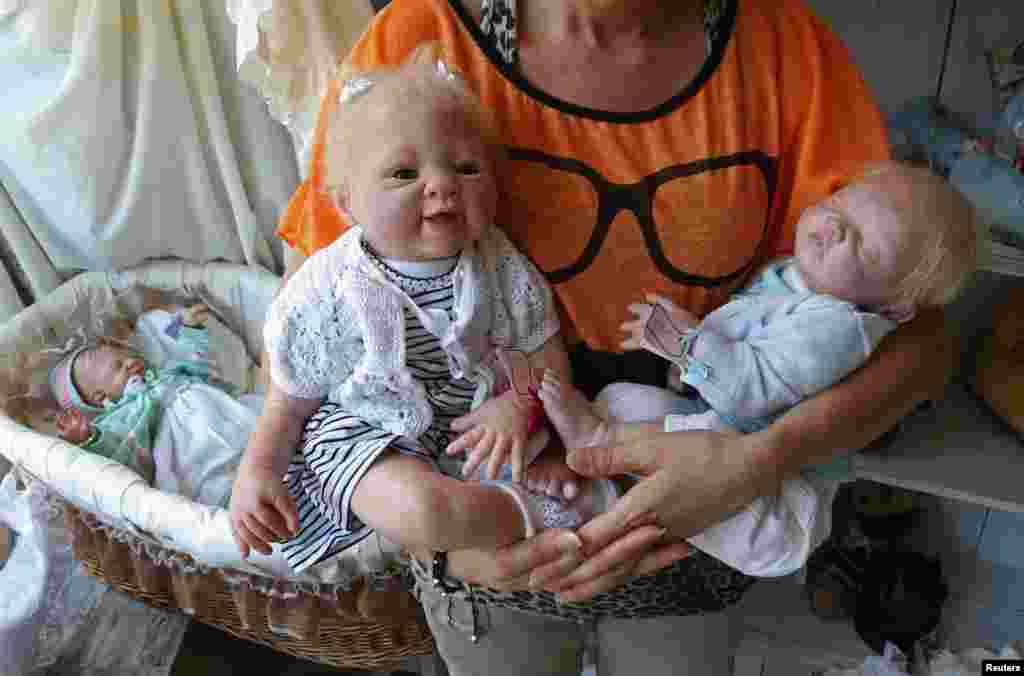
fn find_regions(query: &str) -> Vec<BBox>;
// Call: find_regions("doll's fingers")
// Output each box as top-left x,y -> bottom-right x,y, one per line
264,503 -> 297,541
488,435 -> 512,481
620,337 -> 642,351
247,510 -> 284,545
473,430 -> 500,480
647,293 -> 681,311
649,293 -> 695,323
645,292 -> 668,304
449,409 -> 481,432
237,518 -> 271,556
485,442 -> 506,482
446,427 -> 485,456
229,518 -> 250,557
461,443 -> 489,479
274,495 -> 299,536
625,303 -> 651,319
619,322 -> 644,340
510,439 -> 524,484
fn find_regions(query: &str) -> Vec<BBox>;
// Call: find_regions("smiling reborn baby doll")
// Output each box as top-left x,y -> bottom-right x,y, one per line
537,161 -> 982,577
230,56 -> 619,574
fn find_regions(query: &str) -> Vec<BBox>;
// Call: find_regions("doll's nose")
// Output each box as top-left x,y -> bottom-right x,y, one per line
425,172 -> 457,201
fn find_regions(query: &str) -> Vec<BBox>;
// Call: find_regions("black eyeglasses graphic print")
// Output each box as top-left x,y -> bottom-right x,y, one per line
506,148 -> 778,286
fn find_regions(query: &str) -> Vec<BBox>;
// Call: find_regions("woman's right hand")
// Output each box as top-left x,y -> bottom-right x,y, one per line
229,463 -> 298,558
431,518 -> 676,594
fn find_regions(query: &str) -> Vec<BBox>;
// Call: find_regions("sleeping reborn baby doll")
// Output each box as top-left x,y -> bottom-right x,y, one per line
48,304 -> 263,508
534,161 -> 982,577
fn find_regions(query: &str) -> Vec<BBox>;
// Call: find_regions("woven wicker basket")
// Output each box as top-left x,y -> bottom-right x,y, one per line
62,495 -> 434,671
0,262 -> 436,671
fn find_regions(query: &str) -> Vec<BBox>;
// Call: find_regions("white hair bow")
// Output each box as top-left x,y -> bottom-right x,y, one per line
339,76 -> 374,104
338,59 -> 459,104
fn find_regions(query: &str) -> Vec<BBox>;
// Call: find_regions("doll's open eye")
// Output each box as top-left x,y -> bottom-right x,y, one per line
455,161 -> 481,175
391,168 -> 418,180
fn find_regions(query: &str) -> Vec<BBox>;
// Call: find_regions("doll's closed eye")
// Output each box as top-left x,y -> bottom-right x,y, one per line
860,245 -> 881,268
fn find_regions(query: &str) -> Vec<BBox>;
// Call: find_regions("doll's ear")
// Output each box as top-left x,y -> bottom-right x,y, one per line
879,300 -> 917,324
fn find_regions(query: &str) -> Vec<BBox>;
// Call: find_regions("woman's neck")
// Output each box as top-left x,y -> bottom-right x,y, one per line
515,0 -> 708,112
524,0 -> 703,48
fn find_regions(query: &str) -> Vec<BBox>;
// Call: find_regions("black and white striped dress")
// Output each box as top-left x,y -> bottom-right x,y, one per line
281,250 -> 478,573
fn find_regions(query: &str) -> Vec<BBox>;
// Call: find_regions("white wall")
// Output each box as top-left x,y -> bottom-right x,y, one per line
809,0 -> 1024,650
807,0 -> 956,116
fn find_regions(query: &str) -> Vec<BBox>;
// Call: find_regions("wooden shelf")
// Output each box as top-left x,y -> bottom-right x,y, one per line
854,384 -> 1024,514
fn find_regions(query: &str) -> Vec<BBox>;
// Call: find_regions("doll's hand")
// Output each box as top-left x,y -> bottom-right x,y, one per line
182,303 -> 210,328
56,408 -> 93,444
446,390 -> 536,483
229,462 -> 298,558
620,293 -> 699,359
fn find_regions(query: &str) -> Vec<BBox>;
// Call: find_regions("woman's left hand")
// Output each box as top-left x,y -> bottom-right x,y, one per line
541,428 -> 762,602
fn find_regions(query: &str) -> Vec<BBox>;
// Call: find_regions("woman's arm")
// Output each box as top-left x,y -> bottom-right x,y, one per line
753,307 -> 955,485
553,308 -> 955,601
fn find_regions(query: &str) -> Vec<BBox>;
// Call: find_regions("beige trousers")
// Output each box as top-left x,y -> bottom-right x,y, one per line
414,570 -> 737,676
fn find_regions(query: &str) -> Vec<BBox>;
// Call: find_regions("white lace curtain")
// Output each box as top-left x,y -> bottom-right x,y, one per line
0,0 -> 374,322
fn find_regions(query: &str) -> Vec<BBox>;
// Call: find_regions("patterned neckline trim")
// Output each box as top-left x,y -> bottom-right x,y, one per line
361,238 -> 458,291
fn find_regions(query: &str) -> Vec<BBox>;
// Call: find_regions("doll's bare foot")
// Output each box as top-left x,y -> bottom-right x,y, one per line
524,453 -> 584,501
538,369 -> 611,451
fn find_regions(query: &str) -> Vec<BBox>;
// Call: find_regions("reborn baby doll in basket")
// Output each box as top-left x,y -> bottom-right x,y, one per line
45,303 -> 264,508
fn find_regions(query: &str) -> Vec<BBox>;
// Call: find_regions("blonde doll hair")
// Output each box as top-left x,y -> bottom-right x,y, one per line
324,44 -> 503,191
854,161 -> 983,310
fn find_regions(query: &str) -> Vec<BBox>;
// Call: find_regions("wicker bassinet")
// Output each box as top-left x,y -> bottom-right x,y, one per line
0,261 -> 434,671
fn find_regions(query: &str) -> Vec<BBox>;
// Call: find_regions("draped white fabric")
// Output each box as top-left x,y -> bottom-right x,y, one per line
228,0 -> 375,178
0,0 -> 320,318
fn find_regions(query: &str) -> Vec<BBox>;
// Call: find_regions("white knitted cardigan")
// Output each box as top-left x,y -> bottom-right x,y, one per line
265,226 -> 559,439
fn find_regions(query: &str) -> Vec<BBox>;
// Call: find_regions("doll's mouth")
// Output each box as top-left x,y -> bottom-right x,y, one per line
423,211 -> 462,227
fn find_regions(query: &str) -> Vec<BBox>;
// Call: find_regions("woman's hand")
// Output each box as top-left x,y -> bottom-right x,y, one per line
415,516 -> 679,596
543,428 -> 759,602
422,529 -> 582,591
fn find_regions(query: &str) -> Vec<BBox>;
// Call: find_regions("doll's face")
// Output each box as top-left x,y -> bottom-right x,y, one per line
793,178 -> 921,311
337,98 -> 498,261
73,345 -> 145,407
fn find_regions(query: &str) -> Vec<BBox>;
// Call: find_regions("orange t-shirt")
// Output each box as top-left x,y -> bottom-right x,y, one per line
280,0 -> 890,352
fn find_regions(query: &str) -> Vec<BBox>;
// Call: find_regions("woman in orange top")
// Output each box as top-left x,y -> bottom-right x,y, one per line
267,1 -> 953,673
